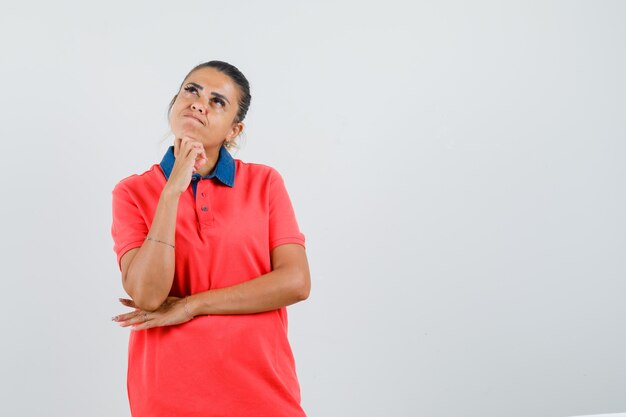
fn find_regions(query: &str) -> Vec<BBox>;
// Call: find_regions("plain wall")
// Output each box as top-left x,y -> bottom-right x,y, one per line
0,1 -> 624,416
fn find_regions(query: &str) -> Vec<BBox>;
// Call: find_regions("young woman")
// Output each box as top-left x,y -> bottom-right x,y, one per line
110,60 -> 310,417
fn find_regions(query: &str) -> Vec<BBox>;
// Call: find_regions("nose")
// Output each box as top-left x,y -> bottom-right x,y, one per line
191,101 -> 205,114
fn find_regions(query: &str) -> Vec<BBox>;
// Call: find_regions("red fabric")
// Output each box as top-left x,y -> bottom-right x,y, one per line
111,159 -> 306,417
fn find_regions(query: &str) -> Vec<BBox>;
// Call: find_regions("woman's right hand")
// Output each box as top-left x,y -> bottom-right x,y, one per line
164,137 -> 208,195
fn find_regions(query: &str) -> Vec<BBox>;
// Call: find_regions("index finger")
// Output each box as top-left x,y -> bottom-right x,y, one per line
119,298 -> 137,308
173,137 -> 182,157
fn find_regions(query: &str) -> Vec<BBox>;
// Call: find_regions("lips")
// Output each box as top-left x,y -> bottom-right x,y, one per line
183,113 -> 205,125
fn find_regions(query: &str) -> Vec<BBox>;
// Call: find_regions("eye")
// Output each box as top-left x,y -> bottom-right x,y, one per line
183,85 -> 198,94
210,97 -> 225,107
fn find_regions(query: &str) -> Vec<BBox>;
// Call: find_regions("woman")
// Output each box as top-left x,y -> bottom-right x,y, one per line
110,60 -> 310,417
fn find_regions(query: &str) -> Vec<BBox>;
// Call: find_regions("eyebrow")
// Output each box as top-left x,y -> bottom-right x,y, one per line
187,82 -> 231,105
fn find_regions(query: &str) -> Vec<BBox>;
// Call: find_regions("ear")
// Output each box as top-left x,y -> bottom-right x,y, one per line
227,122 -> 244,140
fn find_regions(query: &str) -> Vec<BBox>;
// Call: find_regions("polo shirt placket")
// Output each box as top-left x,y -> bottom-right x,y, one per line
194,179 -> 214,228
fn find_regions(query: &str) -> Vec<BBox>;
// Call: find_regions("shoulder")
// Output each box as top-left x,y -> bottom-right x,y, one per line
113,163 -> 163,194
234,159 -> 284,183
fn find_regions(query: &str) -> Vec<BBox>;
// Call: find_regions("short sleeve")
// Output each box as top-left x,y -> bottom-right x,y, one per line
268,169 -> 306,251
111,183 -> 148,271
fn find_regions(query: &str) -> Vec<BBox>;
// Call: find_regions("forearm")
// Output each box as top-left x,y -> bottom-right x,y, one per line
124,186 -> 180,311
187,267 -> 309,315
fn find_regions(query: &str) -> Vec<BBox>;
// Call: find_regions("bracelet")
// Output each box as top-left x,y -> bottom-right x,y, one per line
145,236 -> 175,249
184,296 -> 194,320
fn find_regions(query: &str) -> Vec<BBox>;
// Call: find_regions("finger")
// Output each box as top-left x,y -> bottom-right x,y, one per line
118,311 -> 151,327
174,137 -> 182,157
130,322 -> 149,331
182,139 -> 204,161
187,147 -> 207,169
194,156 -> 207,171
129,313 -> 154,331
119,299 -> 138,310
115,311 -> 139,325
178,146 -> 205,173
176,137 -> 192,159
194,145 -> 207,161
180,136 -> 197,152
113,310 -> 143,322
119,298 -> 135,305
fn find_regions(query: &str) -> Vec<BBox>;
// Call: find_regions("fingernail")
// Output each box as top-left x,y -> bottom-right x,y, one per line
112,316 -> 118,321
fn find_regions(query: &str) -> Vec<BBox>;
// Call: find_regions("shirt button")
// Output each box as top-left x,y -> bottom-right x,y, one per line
201,206 -> 208,211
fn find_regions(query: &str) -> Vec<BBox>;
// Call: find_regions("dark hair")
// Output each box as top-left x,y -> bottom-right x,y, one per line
167,60 -> 252,124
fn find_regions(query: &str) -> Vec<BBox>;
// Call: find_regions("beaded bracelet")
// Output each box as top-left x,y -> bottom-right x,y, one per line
145,236 -> 175,249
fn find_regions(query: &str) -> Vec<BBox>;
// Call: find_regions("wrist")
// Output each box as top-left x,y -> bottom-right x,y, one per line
161,185 -> 182,202
184,296 -> 195,320
187,293 -> 208,317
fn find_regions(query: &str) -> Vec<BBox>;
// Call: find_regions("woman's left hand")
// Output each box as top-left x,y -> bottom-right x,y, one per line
112,297 -> 193,331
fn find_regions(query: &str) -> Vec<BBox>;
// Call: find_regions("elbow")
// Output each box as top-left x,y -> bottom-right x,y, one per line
129,283 -> 167,311
123,286 -> 164,311
123,275 -> 167,312
297,288 -> 310,302
133,296 -> 165,312
294,269 -> 311,301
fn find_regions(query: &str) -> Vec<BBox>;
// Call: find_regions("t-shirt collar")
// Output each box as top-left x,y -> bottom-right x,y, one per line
159,144 -> 235,187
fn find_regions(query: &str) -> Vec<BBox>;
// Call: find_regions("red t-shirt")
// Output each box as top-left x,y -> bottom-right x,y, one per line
111,145 -> 307,417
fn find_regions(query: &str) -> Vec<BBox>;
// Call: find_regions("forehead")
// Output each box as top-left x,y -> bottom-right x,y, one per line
183,67 -> 239,102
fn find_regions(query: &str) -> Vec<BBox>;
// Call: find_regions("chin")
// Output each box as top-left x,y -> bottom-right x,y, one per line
174,126 -> 202,140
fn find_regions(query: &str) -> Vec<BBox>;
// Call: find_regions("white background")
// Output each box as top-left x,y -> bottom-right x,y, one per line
0,1 -> 624,416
